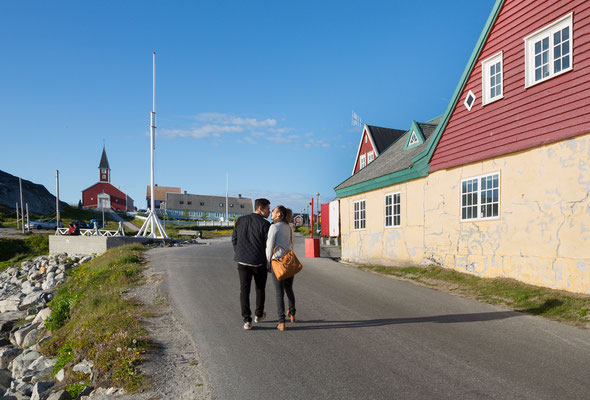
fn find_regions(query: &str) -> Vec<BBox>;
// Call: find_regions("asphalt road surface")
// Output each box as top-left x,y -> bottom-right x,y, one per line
147,237 -> 590,400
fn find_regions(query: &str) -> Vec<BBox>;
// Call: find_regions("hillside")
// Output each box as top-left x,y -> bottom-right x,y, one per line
0,169 -> 68,215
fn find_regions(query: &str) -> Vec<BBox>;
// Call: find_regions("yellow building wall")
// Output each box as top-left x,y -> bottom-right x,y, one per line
340,132 -> 590,294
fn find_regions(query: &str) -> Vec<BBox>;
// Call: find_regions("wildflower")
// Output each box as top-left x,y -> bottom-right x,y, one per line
132,339 -> 137,344
116,347 -> 122,352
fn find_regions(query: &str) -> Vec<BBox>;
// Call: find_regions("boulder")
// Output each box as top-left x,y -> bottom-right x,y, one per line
38,267 -> 47,275
12,379 -> 34,396
54,368 -> 65,382
10,349 -> 40,379
0,298 -> 21,313
2,388 -> 31,399
0,347 -> 22,369
32,309 -> 52,325
19,292 -> 45,311
11,323 -> 39,348
25,356 -> 55,382
21,326 -> 42,349
0,368 -> 12,388
46,389 -> 72,400
0,311 -> 26,333
72,359 -> 93,376
30,381 -> 54,400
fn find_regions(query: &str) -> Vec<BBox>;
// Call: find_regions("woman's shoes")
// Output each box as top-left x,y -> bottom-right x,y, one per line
277,323 -> 286,331
287,310 -> 296,323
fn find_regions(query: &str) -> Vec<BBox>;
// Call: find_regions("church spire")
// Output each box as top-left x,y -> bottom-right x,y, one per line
98,146 -> 111,183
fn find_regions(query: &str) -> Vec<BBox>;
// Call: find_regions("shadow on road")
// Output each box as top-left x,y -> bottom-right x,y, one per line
280,311 -> 522,331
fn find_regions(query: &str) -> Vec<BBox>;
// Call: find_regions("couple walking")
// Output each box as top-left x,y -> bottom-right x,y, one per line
232,198 -> 296,331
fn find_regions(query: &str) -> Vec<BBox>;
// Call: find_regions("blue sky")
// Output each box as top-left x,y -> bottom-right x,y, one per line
1,0 -> 495,214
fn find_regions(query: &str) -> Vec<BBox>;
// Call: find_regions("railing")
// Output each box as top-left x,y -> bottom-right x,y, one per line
55,222 -> 126,237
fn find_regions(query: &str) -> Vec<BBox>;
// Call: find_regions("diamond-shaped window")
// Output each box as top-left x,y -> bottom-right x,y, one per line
464,90 -> 476,111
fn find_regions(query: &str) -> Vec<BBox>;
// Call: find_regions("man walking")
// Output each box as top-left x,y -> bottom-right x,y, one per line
232,198 -> 271,330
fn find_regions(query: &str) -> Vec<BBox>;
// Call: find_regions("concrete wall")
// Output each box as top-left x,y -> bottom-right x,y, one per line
49,236 -> 151,256
340,133 -> 590,293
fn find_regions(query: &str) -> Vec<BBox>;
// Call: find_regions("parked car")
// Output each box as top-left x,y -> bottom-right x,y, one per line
26,218 -> 64,230
88,219 -> 104,229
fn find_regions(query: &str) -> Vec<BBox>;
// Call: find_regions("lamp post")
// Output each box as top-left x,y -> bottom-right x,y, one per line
315,192 -> 320,235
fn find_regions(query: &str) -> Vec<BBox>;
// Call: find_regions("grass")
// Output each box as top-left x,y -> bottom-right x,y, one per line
41,244 -> 151,392
0,234 -> 50,270
360,264 -> 590,326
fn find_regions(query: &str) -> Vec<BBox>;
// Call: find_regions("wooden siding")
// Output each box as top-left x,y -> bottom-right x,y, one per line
430,0 -> 590,172
353,130 -> 376,173
82,183 -> 131,211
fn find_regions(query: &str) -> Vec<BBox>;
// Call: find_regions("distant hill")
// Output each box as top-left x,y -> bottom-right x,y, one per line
0,170 -> 68,215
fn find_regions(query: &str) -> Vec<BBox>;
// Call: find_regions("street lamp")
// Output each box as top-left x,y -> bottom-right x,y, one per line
315,192 -> 320,235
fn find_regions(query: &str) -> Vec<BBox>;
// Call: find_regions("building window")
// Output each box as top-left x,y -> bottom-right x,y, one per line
367,151 -> 374,163
461,172 -> 500,221
464,90 -> 476,111
187,201 -> 192,205
364,135 -> 368,143
200,202 -> 205,206
482,52 -> 503,105
525,13 -> 572,88
240,205 -> 244,208
408,131 -> 419,147
385,193 -> 401,227
360,154 -> 366,169
353,200 -> 366,230
179,201 -> 184,205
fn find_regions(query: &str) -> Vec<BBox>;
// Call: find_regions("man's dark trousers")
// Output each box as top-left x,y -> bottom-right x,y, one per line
238,263 -> 268,323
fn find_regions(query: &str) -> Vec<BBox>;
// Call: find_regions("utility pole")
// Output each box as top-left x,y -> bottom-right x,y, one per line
56,170 -> 60,230
26,204 -> 30,233
15,202 -> 20,230
225,173 -> 229,225
19,178 -> 24,233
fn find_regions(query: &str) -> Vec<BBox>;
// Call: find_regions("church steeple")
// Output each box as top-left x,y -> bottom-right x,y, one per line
98,146 -> 111,183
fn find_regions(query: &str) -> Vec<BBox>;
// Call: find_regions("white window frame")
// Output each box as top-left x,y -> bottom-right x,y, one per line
384,192 -> 401,228
408,131 -> 419,147
353,200 -> 366,230
464,90 -> 476,111
360,154 -> 366,169
367,151 -> 374,163
460,171 -> 501,222
482,51 -> 503,105
524,13 -> 573,88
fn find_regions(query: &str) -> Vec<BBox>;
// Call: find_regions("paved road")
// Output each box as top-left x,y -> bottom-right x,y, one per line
147,238 -> 590,400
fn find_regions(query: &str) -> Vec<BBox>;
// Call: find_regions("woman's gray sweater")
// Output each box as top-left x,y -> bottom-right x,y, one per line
265,221 -> 293,269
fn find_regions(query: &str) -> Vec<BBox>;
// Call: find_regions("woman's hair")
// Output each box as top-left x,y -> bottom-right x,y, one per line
275,205 -> 293,224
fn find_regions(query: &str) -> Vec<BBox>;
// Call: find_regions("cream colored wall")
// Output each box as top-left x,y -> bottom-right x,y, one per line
340,132 -> 590,294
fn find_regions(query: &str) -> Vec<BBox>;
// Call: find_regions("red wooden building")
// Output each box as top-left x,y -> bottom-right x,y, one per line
352,125 -> 405,174
81,147 -> 134,212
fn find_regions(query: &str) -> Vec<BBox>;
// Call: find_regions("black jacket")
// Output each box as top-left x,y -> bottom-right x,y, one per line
232,213 -> 271,265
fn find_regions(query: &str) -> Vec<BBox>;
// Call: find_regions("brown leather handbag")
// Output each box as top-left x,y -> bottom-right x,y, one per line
271,245 -> 303,281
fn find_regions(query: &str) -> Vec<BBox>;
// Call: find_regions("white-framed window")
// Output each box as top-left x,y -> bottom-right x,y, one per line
525,13 -> 572,88
364,135 -> 368,143
385,193 -> 401,227
367,151 -> 374,163
461,172 -> 500,221
360,154 -> 366,169
353,200 -> 366,230
464,90 -> 476,111
482,52 -> 503,105
408,131 -> 419,147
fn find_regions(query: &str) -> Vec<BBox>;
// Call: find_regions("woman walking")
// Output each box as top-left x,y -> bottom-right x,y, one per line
266,205 -> 296,331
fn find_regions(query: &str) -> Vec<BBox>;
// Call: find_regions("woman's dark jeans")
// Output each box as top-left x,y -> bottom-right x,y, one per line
272,272 -> 295,323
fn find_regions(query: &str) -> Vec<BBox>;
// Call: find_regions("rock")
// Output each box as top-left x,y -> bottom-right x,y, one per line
0,347 -> 22,369
3,388 -> 31,399
10,349 -> 40,379
25,356 -> 55,382
0,298 -> 21,313
41,279 -> 56,291
0,311 -> 26,333
31,381 -> 54,400
12,379 -> 34,396
12,323 -> 39,348
72,359 -> 93,375
38,267 -> 47,275
55,273 -> 65,282
0,368 -> 12,388
46,389 -> 72,400
19,292 -> 45,311
21,326 -> 42,349
32,309 -> 52,325
54,368 -> 65,382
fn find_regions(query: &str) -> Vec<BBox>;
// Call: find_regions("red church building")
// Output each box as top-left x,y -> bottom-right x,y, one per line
81,147 -> 134,212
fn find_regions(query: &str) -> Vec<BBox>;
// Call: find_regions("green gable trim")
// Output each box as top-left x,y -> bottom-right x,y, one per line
415,0 -> 505,167
335,161 -> 430,198
404,121 -> 425,150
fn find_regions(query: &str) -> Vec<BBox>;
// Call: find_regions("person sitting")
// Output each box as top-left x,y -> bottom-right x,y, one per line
66,223 -> 75,235
71,222 -> 81,236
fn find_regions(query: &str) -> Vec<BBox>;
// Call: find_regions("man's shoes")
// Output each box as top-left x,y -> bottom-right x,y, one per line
287,310 -> 296,323
243,321 -> 253,330
277,322 -> 286,331
254,312 -> 266,323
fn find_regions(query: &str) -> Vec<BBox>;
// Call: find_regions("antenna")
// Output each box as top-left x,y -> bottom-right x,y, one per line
137,52 -> 169,239
352,110 -> 363,128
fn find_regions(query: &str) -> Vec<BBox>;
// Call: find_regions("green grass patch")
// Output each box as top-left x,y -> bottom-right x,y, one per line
360,264 -> 590,326
0,234 -> 50,270
41,244 -> 151,392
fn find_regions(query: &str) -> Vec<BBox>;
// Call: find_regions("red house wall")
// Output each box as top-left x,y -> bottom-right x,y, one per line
82,183 -> 131,211
430,0 -> 590,172
320,203 -> 330,237
354,130 -> 376,173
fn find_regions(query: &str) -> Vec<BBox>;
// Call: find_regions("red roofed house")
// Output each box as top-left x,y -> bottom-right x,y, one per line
352,125 -> 406,174
81,147 -> 134,212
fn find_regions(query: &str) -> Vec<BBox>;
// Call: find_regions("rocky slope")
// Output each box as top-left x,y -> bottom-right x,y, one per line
0,170 -> 68,215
